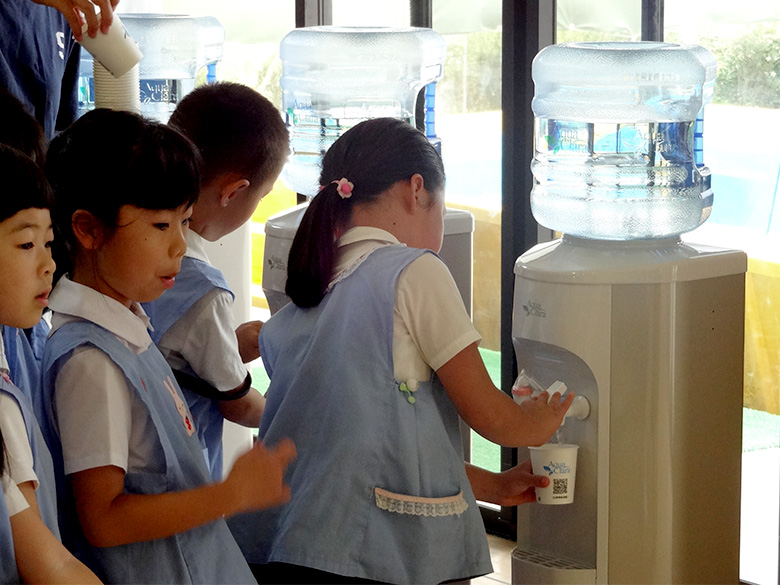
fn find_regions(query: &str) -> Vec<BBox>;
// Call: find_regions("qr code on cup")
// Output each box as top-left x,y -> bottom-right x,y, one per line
553,478 -> 568,495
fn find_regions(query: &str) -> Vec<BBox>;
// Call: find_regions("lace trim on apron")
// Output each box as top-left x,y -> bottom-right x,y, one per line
374,487 -> 469,517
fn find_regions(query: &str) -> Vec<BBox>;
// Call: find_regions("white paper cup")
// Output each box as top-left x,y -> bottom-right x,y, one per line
78,13 -> 143,78
529,443 -> 579,505
93,61 -> 140,113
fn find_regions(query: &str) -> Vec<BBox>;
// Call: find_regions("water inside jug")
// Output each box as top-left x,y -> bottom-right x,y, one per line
78,13 -> 224,123
279,26 -> 446,196
530,42 -> 717,240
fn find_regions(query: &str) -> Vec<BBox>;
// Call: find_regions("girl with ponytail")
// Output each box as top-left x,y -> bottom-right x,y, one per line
232,117 -> 574,584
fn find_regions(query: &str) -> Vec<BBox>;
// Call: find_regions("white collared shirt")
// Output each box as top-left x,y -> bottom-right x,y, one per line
335,227 -> 481,382
49,277 -> 163,476
155,230 -> 247,392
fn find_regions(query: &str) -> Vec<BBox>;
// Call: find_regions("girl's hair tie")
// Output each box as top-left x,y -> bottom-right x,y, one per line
331,177 -> 353,199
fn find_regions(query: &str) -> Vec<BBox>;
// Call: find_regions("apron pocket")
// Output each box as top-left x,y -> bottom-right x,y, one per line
374,486 -> 468,517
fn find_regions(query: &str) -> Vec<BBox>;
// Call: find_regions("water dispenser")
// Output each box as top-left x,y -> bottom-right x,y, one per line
78,14 -> 224,123
263,26 -> 474,321
511,43 -> 746,584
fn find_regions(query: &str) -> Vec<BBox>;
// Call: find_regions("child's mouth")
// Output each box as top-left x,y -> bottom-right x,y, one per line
161,275 -> 176,289
35,288 -> 51,308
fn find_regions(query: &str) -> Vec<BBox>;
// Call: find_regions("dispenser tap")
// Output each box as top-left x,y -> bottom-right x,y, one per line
512,371 -> 590,423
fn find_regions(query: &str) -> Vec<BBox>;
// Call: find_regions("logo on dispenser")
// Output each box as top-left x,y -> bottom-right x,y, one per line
522,300 -> 546,318
267,255 -> 286,272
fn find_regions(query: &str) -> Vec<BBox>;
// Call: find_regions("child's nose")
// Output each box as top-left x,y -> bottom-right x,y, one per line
171,226 -> 187,258
41,248 -> 55,276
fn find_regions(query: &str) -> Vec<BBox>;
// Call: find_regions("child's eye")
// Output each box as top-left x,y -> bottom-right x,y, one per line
19,242 -> 34,250
154,223 -> 169,231
182,217 -> 191,227
45,240 -> 54,249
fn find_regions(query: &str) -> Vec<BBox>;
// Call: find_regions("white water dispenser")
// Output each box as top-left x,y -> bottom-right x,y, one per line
262,27 -> 474,316
511,42 -> 746,585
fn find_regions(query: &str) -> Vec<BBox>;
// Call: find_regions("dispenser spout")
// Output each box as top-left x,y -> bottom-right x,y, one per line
548,381 -> 590,424
512,373 -> 590,425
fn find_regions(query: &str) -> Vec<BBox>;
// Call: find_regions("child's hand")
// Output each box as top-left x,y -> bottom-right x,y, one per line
224,439 -> 296,513
494,458 -> 549,506
518,390 -> 576,446
236,320 -> 263,363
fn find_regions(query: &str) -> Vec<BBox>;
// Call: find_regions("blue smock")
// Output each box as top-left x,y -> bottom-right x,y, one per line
39,320 -> 255,584
143,256 -> 235,481
229,245 -> 492,584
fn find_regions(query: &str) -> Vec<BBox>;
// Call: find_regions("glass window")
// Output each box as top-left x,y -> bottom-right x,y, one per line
664,3 -> 780,584
556,0 -> 641,41
431,0 -> 502,476
331,0 -> 410,27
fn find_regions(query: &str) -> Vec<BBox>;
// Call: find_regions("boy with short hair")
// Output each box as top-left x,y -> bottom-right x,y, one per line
143,81 -> 289,480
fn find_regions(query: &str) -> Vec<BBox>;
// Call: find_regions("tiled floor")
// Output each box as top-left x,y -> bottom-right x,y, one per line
474,534 -> 515,585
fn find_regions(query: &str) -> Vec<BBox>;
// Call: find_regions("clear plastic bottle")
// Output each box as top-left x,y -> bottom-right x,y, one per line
279,26 -> 446,196
77,14 -> 225,123
530,42 -> 717,240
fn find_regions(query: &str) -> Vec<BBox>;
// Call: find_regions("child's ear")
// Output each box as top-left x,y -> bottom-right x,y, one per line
219,178 -> 251,208
70,210 -> 104,250
409,174 -> 428,213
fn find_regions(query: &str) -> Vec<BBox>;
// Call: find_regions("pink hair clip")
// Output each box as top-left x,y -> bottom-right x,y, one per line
332,177 -> 354,199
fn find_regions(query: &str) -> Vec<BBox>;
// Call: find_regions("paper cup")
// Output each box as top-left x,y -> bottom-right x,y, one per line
529,443 -> 579,505
93,61 -> 140,113
78,13 -> 143,78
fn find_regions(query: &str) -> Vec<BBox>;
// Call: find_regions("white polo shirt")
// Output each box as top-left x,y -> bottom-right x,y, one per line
334,227 -> 481,382
155,230 -> 248,392
49,277 -> 164,476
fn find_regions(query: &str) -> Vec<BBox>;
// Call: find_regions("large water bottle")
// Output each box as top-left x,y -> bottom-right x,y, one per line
279,26 -> 446,196
78,14 -> 225,123
531,42 -> 717,240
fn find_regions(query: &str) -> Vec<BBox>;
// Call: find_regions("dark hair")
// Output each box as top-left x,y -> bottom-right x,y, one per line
0,144 -> 52,477
0,88 -> 47,166
45,109 -> 201,283
285,117 -> 445,308
0,144 -> 53,223
168,82 -> 289,187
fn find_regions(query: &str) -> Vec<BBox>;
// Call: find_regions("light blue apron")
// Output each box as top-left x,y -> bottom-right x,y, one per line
0,375 -> 59,538
2,319 -> 48,407
229,245 -> 492,584
40,321 -> 255,584
143,256 -> 235,481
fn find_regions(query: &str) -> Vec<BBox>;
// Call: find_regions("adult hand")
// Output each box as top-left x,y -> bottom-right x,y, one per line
32,0 -> 120,40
